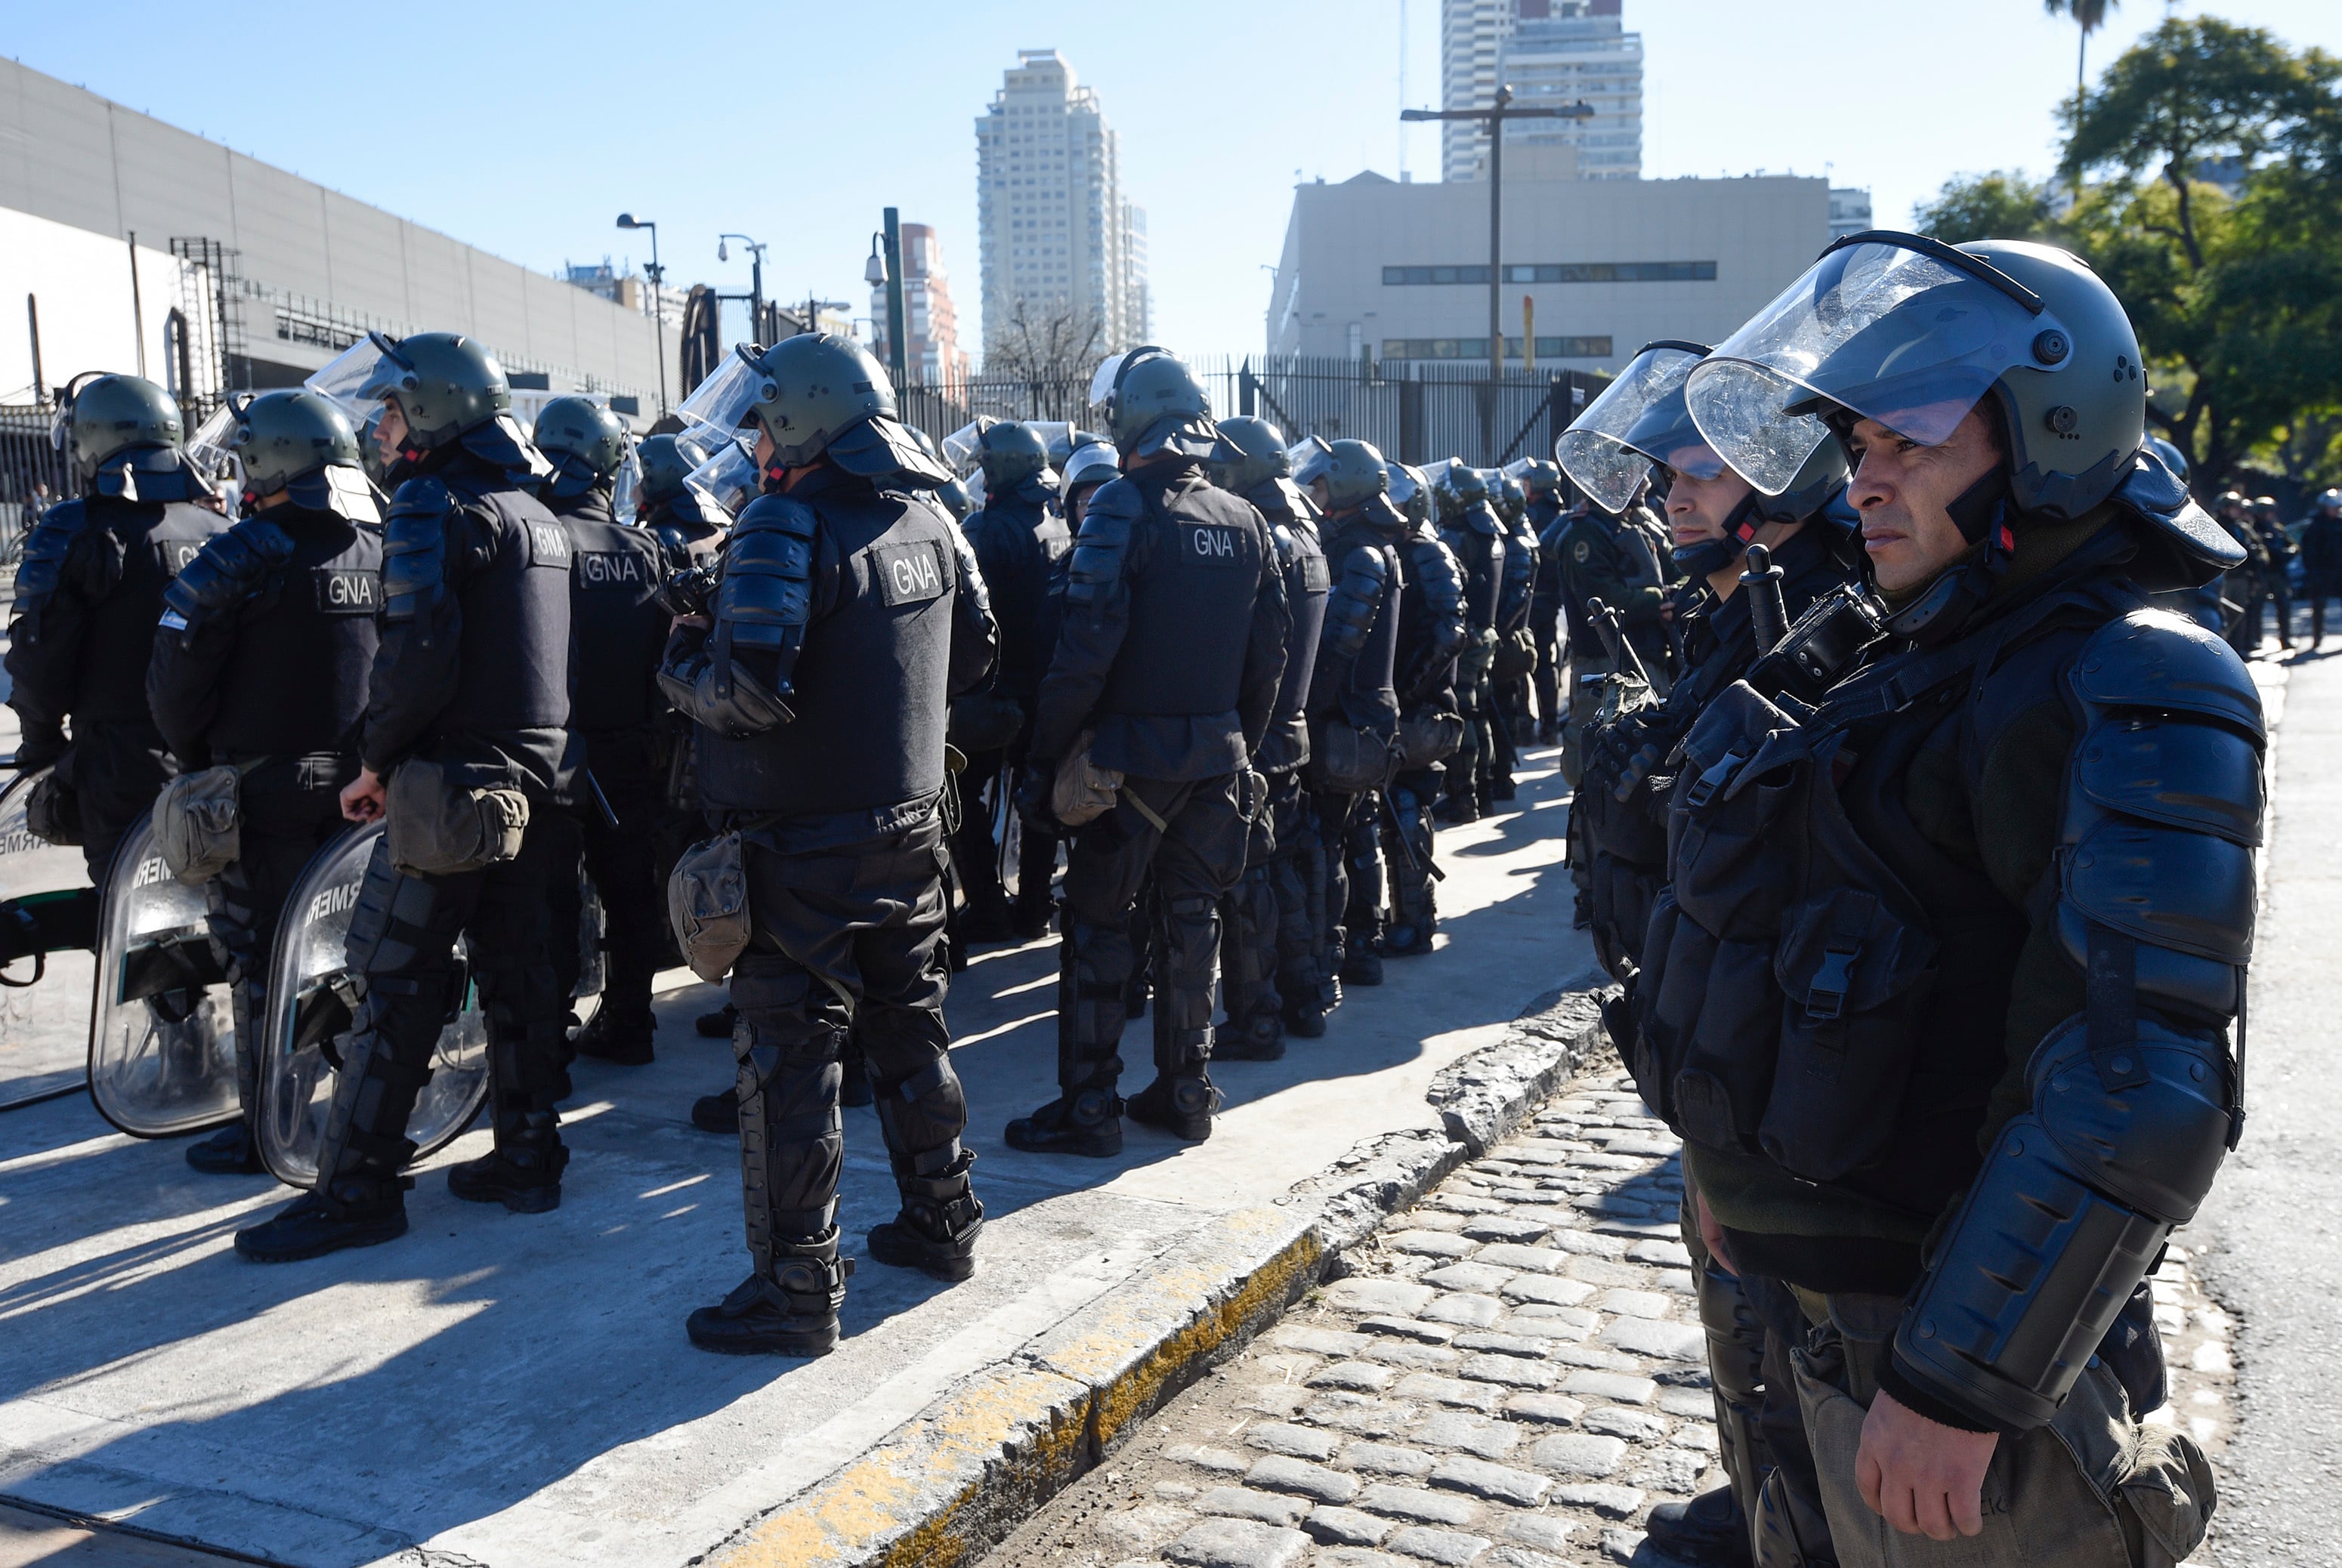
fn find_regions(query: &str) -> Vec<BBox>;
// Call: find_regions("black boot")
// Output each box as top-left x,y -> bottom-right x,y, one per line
695,1003 -> 737,1039
867,1151 -> 984,1282
691,1085 -> 737,1133
1126,1073 -> 1221,1142
957,903 -> 1015,945
573,1004 -> 656,1066
1642,1485 -> 1752,1567
1004,1088 -> 1123,1157
1382,916 -> 1435,957
448,1111 -> 568,1213
186,1121 -> 265,1175
687,1233 -> 853,1357
1009,894 -> 1055,941
1215,1008 -> 1286,1061
1339,946 -> 1385,986
235,1178 -> 410,1263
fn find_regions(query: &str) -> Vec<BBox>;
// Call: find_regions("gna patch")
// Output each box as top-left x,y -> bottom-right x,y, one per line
575,550 -> 651,590
1181,522 -> 1244,566
314,569 -> 381,615
525,520 -> 574,567
872,539 -> 948,607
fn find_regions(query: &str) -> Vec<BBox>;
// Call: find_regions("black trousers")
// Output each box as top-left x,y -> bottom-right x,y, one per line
1056,773 -> 1248,1096
1382,765 -> 1441,947
1309,788 -> 1368,980
1219,771 -> 1283,1033
727,807 -> 968,1276
314,816 -> 567,1193
207,753 -> 359,1129
545,727 -> 667,1017
948,742 -> 1059,921
70,720 -> 173,879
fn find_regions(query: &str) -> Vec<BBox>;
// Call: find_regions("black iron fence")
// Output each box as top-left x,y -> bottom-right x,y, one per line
889,354 -> 1606,471
0,406 -> 71,565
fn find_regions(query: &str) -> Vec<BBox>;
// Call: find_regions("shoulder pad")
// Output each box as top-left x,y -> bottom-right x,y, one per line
11,502 -> 86,614
163,517 -> 297,623
734,491 -> 820,543
1334,538 -> 1391,588
718,496 -> 817,649
947,514 -> 991,619
1067,479 -> 1140,607
2071,608 -> 2263,740
1466,504 -> 1500,537
1082,476 -> 1146,530
382,478 -> 455,619
2116,449 -> 2241,574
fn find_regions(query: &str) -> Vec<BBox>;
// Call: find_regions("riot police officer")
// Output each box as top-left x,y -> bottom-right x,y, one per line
1646,236 -> 2244,1563
235,332 -> 580,1262
2300,486 -> 2342,647
530,396 -> 670,1066
636,431 -> 730,569
8,374 -> 230,874
656,333 -> 998,1355
1431,463 -> 1502,822
2248,495 -> 2294,650
150,390 -> 384,1175
952,420 -> 1071,943
1206,415 -> 1326,1060
1382,462 -> 1469,958
1005,347 -> 1288,1155
1519,461 -> 1568,743
1488,471 -> 1538,799
1547,473 -> 1674,788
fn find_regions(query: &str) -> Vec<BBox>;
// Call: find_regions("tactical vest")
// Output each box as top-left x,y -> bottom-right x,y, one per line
559,499 -> 670,733
1250,481 -> 1329,774
966,492 -> 1071,702
77,498 -> 228,724
1498,515 -> 1538,631
1634,569 -> 2138,1222
437,478 -> 574,736
1317,513 -> 1404,734
697,488 -> 958,818
205,507 -> 382,757
1096,471 -> 1267,724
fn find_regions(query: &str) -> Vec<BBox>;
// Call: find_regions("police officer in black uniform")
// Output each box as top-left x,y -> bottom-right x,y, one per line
1520,461 -> 1568,743
635,432 -> 731,570
1548,482 -> 1675,788
953,420 -> 1071,943
1488,471 -> 1538,800
1644,236 -> 2246,1564
234,331 -> 580,1262
150,390 -> 385,1175
1382,462 -> 1469,958
530,396 -> 670,1066
8,374 -> 230,874
1206,415 -> 1325,1060
657,333 -> 998,1356
1005,347 -> 1288,1155
1431,463 -> 1502,823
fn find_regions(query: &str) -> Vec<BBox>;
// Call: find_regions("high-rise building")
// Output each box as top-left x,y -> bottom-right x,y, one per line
975,50 -> 1148,367
870,223 -> 972,392
1828,187 -> 1875,239
1441,0 -> 1642,182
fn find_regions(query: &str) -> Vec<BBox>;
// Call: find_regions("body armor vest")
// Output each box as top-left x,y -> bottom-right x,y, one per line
1250,481 -> 1328,774
1095,471 -> 1267,725
437,477 -> 574,738
964,492 -> 1071,702
1441,513 -> 1502,634
205,508 -> 382,756
1315,511 -> 1404,735
558,495 -> 670,733
79,498 -> 228,724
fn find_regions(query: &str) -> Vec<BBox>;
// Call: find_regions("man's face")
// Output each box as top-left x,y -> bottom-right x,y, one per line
1661,446 -> 1753,552
1308,476 -> 1331,514
753,427 -> 775,471
1846,408 -> 2002,593
1067,483 -> 1095,529
372,402 -> 409,465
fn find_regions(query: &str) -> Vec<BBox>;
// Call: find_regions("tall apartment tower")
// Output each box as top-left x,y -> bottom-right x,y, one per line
975,50 -> 1148,366
1441,0 -> 1643,182
870,222 -> 971,392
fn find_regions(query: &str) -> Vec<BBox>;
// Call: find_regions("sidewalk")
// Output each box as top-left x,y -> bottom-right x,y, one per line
0,746 -> 1593,1568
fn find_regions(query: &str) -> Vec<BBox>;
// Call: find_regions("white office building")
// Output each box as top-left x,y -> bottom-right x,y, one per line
974,51 -> 1148,365
1443,0 -> 1642,183
1829,187 -> 1876,239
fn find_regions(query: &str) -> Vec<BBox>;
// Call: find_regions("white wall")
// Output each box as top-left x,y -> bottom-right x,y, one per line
0,209 -> 183,403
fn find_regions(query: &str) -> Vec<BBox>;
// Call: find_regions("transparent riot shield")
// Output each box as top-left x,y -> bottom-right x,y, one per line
85,811 -> 238,1137
0,770 -> 100,1109
255,824 -> 490,1190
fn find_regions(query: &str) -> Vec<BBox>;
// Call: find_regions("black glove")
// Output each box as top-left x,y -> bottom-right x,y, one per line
1016,758 -> 1060,833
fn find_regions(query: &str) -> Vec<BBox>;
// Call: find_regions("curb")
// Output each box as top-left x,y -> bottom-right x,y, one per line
709,977 -> 1621,1568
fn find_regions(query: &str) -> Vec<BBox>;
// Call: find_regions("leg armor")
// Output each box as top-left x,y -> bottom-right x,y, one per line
1151,891 -> 1220,1082
1382,773 -> 1438,955
1268,780 -> 1327,1013
1219,860 -> 1282,1048
728,952 -> 848,1273
1057,906 -> 1131,1100
469,841 -> 571,1171
1342,797 -> 1386,952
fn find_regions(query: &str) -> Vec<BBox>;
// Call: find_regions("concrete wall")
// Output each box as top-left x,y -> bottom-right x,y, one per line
0,209 -> 184,401
0,57 -> 665,406
1268,168 -> 1830,371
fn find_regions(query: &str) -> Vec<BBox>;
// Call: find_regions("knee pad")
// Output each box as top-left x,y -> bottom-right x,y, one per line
345,854 -> 440,977
873,1051 -> 969,1162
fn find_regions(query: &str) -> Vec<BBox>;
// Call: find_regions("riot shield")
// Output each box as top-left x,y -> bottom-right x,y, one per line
255,825 -> 489,1190
85,810 -> 238,1137
0,770 -> 100,1109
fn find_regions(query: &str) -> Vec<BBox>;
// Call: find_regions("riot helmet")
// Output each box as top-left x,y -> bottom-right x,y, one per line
533,395 -> 630,503
2215,489 -> 2247,515
1063,440 -> 1121,493
1210,415 -> 1290,493
976,418 -> 1057,495
1556,341 -> 1709,515
675,335 -> 947,486
1293,438 -> 1388,512
2319,488 -> 2342,517
224,389 -> 378,521
341,331 -> 511,450
54,372 -> 184,489
1093,346 -> 1224,461
1496,474 -> 1526,522
1386,461 -> 1432,529
1517,458 -> 1564,502
636,431 -> 710,507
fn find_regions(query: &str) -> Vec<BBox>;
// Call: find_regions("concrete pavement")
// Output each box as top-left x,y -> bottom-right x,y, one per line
0,747 -> 1593,1568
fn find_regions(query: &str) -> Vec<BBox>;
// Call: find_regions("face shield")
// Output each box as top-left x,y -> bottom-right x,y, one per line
1287,435 -> 1333,493
673,344 -> 768,447
1385,461 -> 1422,511
609,444 -> 642,521
304,331 -> 408,429
186,403 -> 241,492
683,436 -> 760,518
1087,352 -> 1129,419
939,419 -> 984,476
1555,342 -> 1705,514
1685,236 -> 2069,493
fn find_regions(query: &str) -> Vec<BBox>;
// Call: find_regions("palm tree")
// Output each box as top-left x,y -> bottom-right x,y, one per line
2045,0 -> 2120,198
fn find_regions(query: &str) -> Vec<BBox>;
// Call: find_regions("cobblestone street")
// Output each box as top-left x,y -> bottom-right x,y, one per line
984,1066 -> 2237,1568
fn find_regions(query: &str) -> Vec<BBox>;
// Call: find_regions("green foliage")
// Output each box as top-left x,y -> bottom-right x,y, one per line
1914,172 -> 2056,244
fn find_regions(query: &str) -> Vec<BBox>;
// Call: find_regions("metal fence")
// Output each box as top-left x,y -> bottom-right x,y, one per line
890,354 -> 1607,471
0,407 -> 71,566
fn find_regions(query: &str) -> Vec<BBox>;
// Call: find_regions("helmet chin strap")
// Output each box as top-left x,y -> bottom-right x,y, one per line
1669,489 -> 1767,580
1880,464 -> 2016,645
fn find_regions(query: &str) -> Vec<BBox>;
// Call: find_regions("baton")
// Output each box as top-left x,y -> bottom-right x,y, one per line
1741,542 -> 1790,655
585,769 -> 620,832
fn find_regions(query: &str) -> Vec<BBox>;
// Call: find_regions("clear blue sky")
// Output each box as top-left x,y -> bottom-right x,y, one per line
8,0 -> 2337,362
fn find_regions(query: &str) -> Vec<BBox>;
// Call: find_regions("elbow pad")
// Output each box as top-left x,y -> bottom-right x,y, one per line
162,517 -> 295,628
10,502 -> 85,643
1321,546 -> 1389,664
950,520 -> 996,624
712,492 -> 817,708
1066,479 -> 1139,610
1896,609 -> 2260,1433
659,643 -> 796,739
382,479 -> 454,623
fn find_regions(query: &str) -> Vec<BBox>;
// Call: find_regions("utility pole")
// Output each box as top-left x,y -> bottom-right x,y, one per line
882,208 -> 910,392
1402,87 -> 1592,453
615,214 -> 668,415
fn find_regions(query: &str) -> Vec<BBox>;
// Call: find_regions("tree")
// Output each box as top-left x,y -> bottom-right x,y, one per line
981,298 -> 1104,384
2044,0 -> 2119,201
1914,171 -> 2056,244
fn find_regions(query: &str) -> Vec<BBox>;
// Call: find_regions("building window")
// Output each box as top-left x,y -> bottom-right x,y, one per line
1381,335 -> 1611,360
1382,261 -> 1713,286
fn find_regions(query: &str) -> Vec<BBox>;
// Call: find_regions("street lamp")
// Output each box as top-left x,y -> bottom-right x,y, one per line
614,212 -> 668,416
718,233 -> 768,343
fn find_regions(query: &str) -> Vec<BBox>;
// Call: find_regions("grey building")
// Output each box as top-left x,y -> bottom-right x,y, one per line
1268,161 -> 1834,369
0,57 -> 666,419
1444,0 -> 1642,184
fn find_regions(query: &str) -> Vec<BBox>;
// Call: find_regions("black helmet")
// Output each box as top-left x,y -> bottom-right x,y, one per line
977,418 -> 1056,493
636,432 -> 709,505
227,389 -> 377,520
1294,438 -> 1389,511
2214,489 -> 2247,513
56,372 -> 183,487
1094,347 -> 1225,461
739,334 -> 949,486
1062,440 -> 1122,498
355,331 -> 511,450
1519,459 -> 1564,500
1496,474 -> 1526,521
1210,415 -> 1290,492
534,397 -> 629,486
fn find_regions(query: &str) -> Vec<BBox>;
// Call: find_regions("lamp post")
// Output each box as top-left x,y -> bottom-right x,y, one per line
1401,87 -> 1593,452
718,233 -> 769,343
883,209 -> 909,391
614,213 -> 668,415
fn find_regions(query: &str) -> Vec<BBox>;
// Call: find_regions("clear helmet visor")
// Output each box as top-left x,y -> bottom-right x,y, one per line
304,331 -> 406,428
1555,344 -> 1704,513
1287,435 -> 1334,492
609,445 -> 642,521
186,403 -> 239,486
673,344 -> 768,445
1686,239 -> 2065,492
940,419 -> 984,476
1088,352 -> 1129,412
1385,461 -> 1422,511
683,435 -> 760,518
1063,440 -> 1121,493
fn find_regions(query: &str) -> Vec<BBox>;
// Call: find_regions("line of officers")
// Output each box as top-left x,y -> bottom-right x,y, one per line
5,330 -> 1633,1361
2209,484 -> 2342,655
